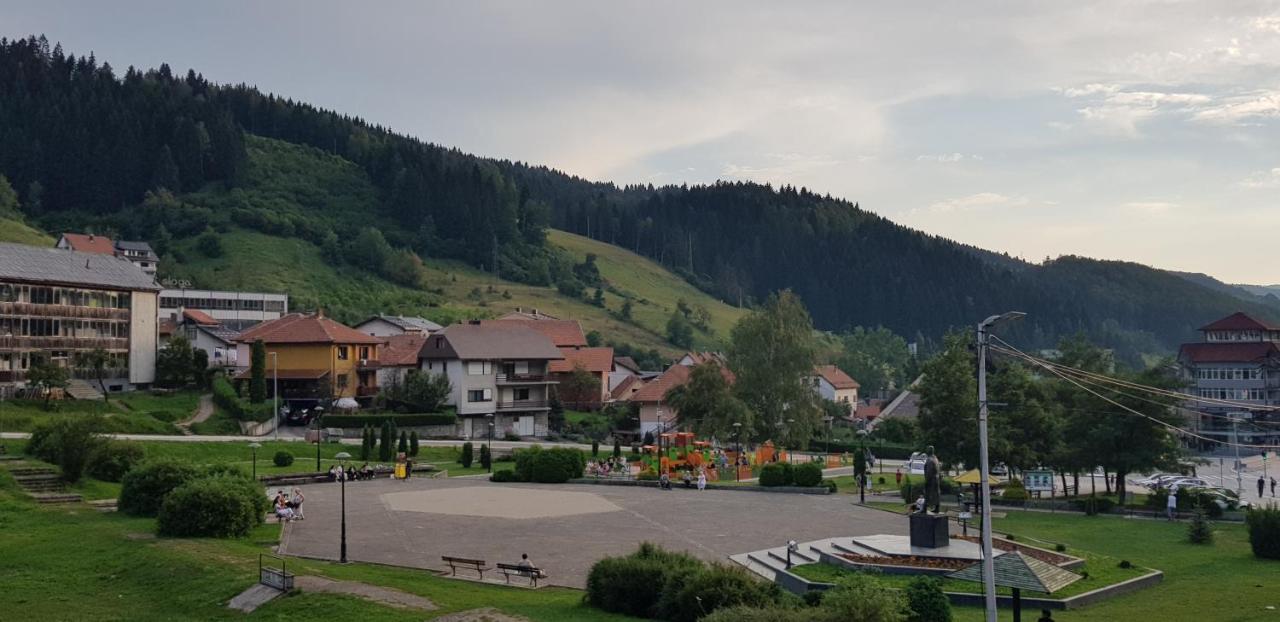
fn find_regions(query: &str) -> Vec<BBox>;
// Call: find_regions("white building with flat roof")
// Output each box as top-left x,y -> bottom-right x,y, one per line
158,289 -> 288,331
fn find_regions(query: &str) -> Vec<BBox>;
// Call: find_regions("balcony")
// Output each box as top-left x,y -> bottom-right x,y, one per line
356,385 -> 379,397
0,302 -> 129,321
497,400 -> 550,411
496,373 -> 551,384
0,336 -> 130,350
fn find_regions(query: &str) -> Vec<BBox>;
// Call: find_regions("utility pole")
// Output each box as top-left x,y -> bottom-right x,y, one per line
1232,416 -> 1244,496
977,311 -> 1025,622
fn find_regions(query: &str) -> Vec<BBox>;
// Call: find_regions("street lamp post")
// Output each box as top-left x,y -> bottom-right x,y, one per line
249,442 -> 261,480
335,451 -> 351,563
857,429 -> 869,504
823,415 -> 834,459
270,352 -> 279,442
977,311 -> 1025,622
486,413 -> 495,473
314,409 -> 324,472
733,422 -> 743,482
787,418 -> 795,463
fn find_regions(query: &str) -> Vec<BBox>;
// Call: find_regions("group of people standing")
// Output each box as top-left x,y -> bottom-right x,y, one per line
274,488 -> 304,522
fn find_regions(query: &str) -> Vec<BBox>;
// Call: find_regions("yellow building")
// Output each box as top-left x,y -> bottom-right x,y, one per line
233,313 -> 383,401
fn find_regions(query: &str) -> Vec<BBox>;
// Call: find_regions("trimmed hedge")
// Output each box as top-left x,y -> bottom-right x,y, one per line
759,463 -> 793,487
321,413 -> 457,428
273,451 -> 294,467
793,462 -> 823,487
514,446 -> 585,483
490,469 -> 519,482
211,376 -> 274,422
119,460 -> 203,517
1247,504 -> 1280,559
661,563 -> 783,622
156,474 -> 269,538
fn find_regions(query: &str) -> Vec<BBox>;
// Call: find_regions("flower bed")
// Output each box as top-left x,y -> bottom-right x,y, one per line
837,552 -> 973,571
955,535 -> 1073,566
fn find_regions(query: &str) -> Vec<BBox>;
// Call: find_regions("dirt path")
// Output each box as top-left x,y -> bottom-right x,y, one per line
293,575 -> 438,611
176,394 -> 214,435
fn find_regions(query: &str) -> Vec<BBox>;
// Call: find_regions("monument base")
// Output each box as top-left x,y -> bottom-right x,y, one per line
909,513 -> 950,549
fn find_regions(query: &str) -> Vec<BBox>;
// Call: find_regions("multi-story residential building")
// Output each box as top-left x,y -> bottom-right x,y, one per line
549,346 -> 615,409
354,315 -> 442,337
418,322 -> 563,438
232,313 -> 382,403
1178,312 -> 1280,447
0,242 -> 159,395
158,289 -> 288,331
808,365 -> 860,406
628,361 -> 736,437
56,233 -> 159,276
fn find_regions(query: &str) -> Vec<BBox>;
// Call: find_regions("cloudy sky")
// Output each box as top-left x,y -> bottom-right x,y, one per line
6,1 -> 1280,283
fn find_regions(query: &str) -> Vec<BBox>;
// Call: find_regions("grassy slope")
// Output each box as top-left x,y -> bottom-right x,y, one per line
549,229 -> 745,349
0,215 -> 53,245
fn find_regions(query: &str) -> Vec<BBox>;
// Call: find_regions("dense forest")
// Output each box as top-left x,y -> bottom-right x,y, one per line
2,35 -> 1277,364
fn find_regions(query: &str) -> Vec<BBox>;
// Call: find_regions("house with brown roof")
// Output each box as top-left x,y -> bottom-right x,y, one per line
56,233 -> 159,276
1178,312 -> 1280,447
629,362 -> 736,437
161,308 -> 239,368
232,312 -> 383,402
418,321 -> 563,438
808,364 -> 860,406
549,346 -> 614,409
376,333 -> 430,388
483,318 -> 588,347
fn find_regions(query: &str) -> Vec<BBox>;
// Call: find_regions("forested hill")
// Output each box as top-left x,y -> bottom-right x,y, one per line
1,35 -> 1275,364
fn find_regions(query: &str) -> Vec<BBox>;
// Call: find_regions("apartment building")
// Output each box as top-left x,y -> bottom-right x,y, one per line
1178,312 -> 1280,447
158,288 -> 288,331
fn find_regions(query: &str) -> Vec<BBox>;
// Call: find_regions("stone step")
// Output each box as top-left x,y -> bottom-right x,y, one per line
14,473 -> 61,483
32,493 -> 83,504
87,499 -> 118,512
9,467 -> 57,476
766,548 -> 817,567
66,379 -> 105,401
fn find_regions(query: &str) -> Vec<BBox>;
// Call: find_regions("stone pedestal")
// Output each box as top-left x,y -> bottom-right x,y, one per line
909,513 -> 950,549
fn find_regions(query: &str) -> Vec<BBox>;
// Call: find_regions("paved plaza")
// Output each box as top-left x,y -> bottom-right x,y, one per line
279,477 -> 906,587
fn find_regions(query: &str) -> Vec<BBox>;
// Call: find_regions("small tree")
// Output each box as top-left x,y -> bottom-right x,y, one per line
398,430 -> 409,455
592,440 -> 600,456
249,339 -> 267,403
190,348 -> 209,389
156,335 -> 195,388
360,425 -> 372,461
905,575 -> 952,622
25,355 -> 69,409
1188,505 -> 1213,545
460,442 -> 474,468
409,431 -> 420,457
379,420 -> 394,461
1247,504 -> 1280,559
613,438 -> 622,458
480,444 -> 492,470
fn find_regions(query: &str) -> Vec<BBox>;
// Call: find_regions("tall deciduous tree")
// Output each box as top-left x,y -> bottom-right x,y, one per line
838,326 -> 912,396
666,362 -> 751,441
727,291 -> 821,443
249,339 -> 267,404
26,355 -> 69,409
156,335 -> 195,388
916,332 -> 977,469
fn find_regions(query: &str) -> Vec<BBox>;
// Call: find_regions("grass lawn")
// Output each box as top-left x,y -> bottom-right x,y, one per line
0,391 -> 204,435
0,466 -> 631,621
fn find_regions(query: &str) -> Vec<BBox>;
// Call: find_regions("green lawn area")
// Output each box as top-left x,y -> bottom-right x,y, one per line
0,393 -> 203,435
0,465 -> 631,621
0,215 -> 54,245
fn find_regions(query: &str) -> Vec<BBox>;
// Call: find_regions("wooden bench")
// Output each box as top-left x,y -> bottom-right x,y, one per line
496,562 -> 545,587
441,555 -> 491,579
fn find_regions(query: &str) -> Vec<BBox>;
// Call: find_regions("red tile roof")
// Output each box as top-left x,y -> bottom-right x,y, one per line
182,308 -> 219,326
1179,342 -> 1280,363
631,362 -> 735,402
380,334 -> 430,367
855,400 -> 884,420
1199,312 -> 1280,332
549,347 -> 615,373
681,351 -> 727,366
233,313 -> 383,345
59,233 -> 116,255
814,364 -> 860,389
484,319 -> 587,347
610,375 -> 644,401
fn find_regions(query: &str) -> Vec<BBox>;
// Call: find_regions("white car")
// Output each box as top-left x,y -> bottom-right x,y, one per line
907,452 -> 927,476
1163,478 -> 1210,491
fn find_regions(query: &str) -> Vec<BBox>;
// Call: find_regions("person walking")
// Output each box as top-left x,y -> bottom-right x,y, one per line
1271,477 -> 1276,497
697,470 -> 707,491
1166,488 -> 1178,521
1260,475 -> 1267,499
895,468 -> 903,486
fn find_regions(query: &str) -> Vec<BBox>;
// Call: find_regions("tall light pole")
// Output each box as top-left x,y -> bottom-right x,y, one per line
977,311 -> 1025,622
486,413 -> 495,473
733,422 -> 743,481
270,352 -> 279,442
1231,415 -> 1244,495
335,451 -> 351,563
249,442 -> 261,480
787,418 -> 796,463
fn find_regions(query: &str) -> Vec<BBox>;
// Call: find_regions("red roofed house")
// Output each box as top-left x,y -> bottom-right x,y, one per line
549,346 -> 615,409
808,364 -> 860,406
232,312 -> 383,402
483,318 -> 588,347
160,308 -> 240,368
1178,312 -> 1280,447
376,333 -> 430,388
629,362 -> 736,437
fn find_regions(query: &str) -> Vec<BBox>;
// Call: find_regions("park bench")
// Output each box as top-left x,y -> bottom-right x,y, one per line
441,555 -> 491,580
496,562 -> 545,587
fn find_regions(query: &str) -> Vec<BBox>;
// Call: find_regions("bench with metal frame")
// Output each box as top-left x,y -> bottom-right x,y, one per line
496,562 -> 545,587
441,555 -> 491,579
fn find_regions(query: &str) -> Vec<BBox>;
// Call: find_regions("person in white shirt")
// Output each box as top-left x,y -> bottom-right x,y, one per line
1166,488 -> 1178,521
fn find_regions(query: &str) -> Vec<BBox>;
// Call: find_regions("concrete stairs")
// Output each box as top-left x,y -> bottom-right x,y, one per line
729,537 -> 885,582
9,466 -> 83,504
66,379 -> 104,401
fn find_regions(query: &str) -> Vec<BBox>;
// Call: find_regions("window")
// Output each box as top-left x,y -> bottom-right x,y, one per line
467,389 -> 493,402
467,361 -> 492,375
514,361 -> 529,375
359,347 -> 371,360
514,388 -> 531,401
337,346 -> 350,361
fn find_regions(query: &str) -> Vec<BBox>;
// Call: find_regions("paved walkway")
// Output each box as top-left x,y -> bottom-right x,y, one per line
176,394 -> 214,435
279,477 -> 905,588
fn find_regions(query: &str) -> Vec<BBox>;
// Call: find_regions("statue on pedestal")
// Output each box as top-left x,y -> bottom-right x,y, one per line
923,445 -> 942,514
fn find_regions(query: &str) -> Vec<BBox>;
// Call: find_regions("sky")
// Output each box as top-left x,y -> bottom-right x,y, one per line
5,1 -> 1280,284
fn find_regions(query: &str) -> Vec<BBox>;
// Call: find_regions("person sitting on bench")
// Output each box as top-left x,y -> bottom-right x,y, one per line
659,471 -> 672,490
516,554 -> 547,578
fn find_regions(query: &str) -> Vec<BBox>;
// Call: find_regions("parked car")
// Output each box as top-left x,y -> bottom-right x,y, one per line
1163,477 -> 1210,491
1142,474 -> 1189,490
1184,487 -> 1248,511
1135,472 -> 1180,488
285,407 -> 313,426
990,463 -> 1009,477
907,452 -> 927,475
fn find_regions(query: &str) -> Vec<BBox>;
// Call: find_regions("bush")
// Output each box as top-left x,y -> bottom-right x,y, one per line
514,446 -> 585,483
592,440 -> 600,456
87,440 -> 145,482
1054,543 -> 1067,552
793,462 -> 823,487
409,430 -> 420,457
26,417 -> 103,483
702,607 -> 811,622
1071,496 -> 1116,515
1188,506 -> 1213,544
1118,560 -> 1133,569
490,469 -> 519,482
586,543 -> 702,618
822,479 -> 839,493
1247,504 -> 1280,559
479,444 -> 492,470
273,451 -> 294,467
901,479 -> 918,505
119,460 -> 202,517
661,563 -> 783,622
1001,479 -> 1029,501
820,573 -> 910,622
460,442 -> 474,469
905,575 -> 951,622
156,475 -> 266,538
759,463 -> 794,487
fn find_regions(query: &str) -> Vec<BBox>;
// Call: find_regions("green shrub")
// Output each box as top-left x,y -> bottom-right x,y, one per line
586,543 -> 702,618
479,444 -> 491,470
119,460 -> 202,516
759,463 -> 793,487
819,573 -> 910,622
1054,543 -> 1067,552
661,563 -> 783,622
901,479 -> 918,504
822,479 -> 839,493
1001,480 -> 1029,501
156,475 -> 266,538
1072,496 -> 1116,515
490,469 -> 519,482
1247,504 -> 1280,559
905,575 -> 951,622
409,430 -> 420,456
460,442 -> 474,468
272,451 -> 294,467
87,440 -> 145,482
26,417 -> 103,483
312,413 -> 459,428
211,376 -> 242,416
514,446 -> 585,483
1188,506 -> 1213,544
793,462 -> 823,487
592,440 -> 600,456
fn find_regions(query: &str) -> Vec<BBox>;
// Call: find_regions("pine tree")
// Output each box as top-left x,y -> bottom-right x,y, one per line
360,425 -> 371,461
398,430 -> 408,455
150,145 -> 180,191
1188,505 -> 1213,544
379,420 -> 394,461
409,431 -> 420,457
480,444 -> 491,470
613,439 -> 622,458
460,442 -> 474,469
